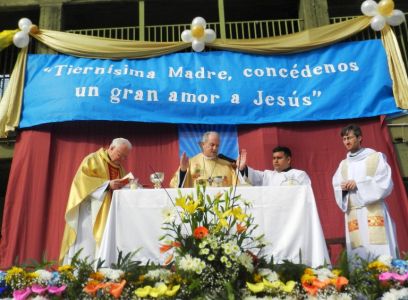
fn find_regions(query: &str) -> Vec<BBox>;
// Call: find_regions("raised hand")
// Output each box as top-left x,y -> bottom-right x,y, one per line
180,152 -> 190,172
237,149 -> 247,171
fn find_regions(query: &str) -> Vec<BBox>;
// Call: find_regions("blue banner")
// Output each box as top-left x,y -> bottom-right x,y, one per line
20,40 -> 401,128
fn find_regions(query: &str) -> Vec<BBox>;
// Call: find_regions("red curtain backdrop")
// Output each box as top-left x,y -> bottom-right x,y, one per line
1,117 -> 407,267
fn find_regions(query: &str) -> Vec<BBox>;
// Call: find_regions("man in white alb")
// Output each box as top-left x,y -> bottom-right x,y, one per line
238,146 -> 311,186
332,124 -> 398,262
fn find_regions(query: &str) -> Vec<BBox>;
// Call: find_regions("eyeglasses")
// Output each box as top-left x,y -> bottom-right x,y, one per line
342,135 -> 356,141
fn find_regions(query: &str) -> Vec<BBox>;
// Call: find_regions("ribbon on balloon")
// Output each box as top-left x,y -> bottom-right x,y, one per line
361,0 -> 406,31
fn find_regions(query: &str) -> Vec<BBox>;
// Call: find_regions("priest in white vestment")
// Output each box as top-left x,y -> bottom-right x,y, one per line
170,131 -> 238,188
238,146 -> 311,186
59,138 -> 132,264
332,124 -> 398,263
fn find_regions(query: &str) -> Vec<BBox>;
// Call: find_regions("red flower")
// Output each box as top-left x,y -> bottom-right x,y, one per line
159,241 -> 181,253
193,226 -> 209,239
160,244 -> 173,253
236,223 -> 247,233
172,241 -> 181,248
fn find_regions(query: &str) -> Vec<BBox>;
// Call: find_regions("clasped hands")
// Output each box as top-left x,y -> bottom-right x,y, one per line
341,180 -> 357,191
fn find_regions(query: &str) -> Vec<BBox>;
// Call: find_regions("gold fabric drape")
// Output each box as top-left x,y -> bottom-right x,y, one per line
0,48 -> 27,137
0,15 -> 407,137
381,25 -> 408,109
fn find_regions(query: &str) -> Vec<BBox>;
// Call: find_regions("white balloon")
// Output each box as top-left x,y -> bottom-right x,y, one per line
13,31 -> 30,48
18,18 -> 32,31
192,17 -> 206,28
181,30 -> 193,42
192,39 -> 205,52
361,0 -> 378,17
204,29 -> 216,43
370,15 -> 386,31
21,24 -> 31,33
387,10 -> 406,26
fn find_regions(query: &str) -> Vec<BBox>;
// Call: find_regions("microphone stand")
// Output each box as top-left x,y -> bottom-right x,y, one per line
231,150 -> 242,201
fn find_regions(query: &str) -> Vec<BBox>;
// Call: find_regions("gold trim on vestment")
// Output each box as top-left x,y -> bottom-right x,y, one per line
341,152 -> 387,249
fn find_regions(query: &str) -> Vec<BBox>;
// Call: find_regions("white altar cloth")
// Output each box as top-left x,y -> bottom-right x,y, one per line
97,185 -> 330,267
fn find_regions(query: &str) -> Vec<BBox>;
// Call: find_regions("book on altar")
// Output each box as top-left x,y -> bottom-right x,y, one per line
119,172 -> 135,185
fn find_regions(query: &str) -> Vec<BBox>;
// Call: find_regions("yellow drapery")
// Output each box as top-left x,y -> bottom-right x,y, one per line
0,15 -> 407,137
0,30 -> 18,51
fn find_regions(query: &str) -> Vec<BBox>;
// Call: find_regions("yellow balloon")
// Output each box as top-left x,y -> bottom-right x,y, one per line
191,25 -> 204,39
377,0 -> 394,16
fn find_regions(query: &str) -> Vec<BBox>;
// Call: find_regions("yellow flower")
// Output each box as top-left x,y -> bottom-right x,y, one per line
282,280 -> 296,293
175,196 -> 200,214
304,268 -> 315,275
6,266 -> 24,275
27,272 -> 38,280
263,278 -> 283,289
231,206 -> 247,222
150,283 -> 167,297
332,269 -> 341,276
253,273 -> 262,283
175,196 -> 187,209
301,273 -> 316,284
135,285 -> 152,298
246,282 -> 264,293
58,265 -> 73,272
165,285 -> 180,296
368,260 -> 389,272
90,271 -> 105,281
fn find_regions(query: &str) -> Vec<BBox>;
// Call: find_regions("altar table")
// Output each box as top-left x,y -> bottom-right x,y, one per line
97,185 -> 330,267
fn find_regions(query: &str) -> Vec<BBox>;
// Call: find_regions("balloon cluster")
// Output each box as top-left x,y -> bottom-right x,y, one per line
181,17 -> 216,52
361,0 -> 406,31
13,18 -> 38,48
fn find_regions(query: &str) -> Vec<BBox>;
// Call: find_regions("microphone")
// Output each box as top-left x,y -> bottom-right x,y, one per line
218,153 -> 236,163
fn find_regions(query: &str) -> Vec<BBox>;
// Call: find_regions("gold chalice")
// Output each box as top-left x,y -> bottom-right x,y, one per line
150,172 -> 164,189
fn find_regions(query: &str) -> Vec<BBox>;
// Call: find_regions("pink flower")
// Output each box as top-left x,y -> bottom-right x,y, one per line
31,284 -> 48,294
12,287 -> 31,300
48,285 -> 67,296
379,272 -> 408,283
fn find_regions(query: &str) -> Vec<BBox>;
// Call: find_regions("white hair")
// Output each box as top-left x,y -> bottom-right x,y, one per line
110,137 -> 132,149
201,131 -> 220,143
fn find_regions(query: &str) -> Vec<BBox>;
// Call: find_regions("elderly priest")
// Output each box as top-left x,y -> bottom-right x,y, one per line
59,138 -> 132,264
170,131 -> 238,188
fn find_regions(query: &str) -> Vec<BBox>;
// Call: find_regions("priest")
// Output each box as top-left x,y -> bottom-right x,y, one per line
169,131 -> 238,188
332,124 -> 398,263
238,146 -> 311,186
59,138 -> 132,264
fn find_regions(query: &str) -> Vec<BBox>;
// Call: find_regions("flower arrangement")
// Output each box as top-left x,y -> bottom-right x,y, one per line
0,267 -> 66,300
0,186 -> 407,299
300,267 -> 353,299
156,185 -> 267,299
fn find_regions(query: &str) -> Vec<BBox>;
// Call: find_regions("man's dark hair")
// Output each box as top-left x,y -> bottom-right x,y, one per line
341,124 -> 362,137
272,146 -> 292,157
